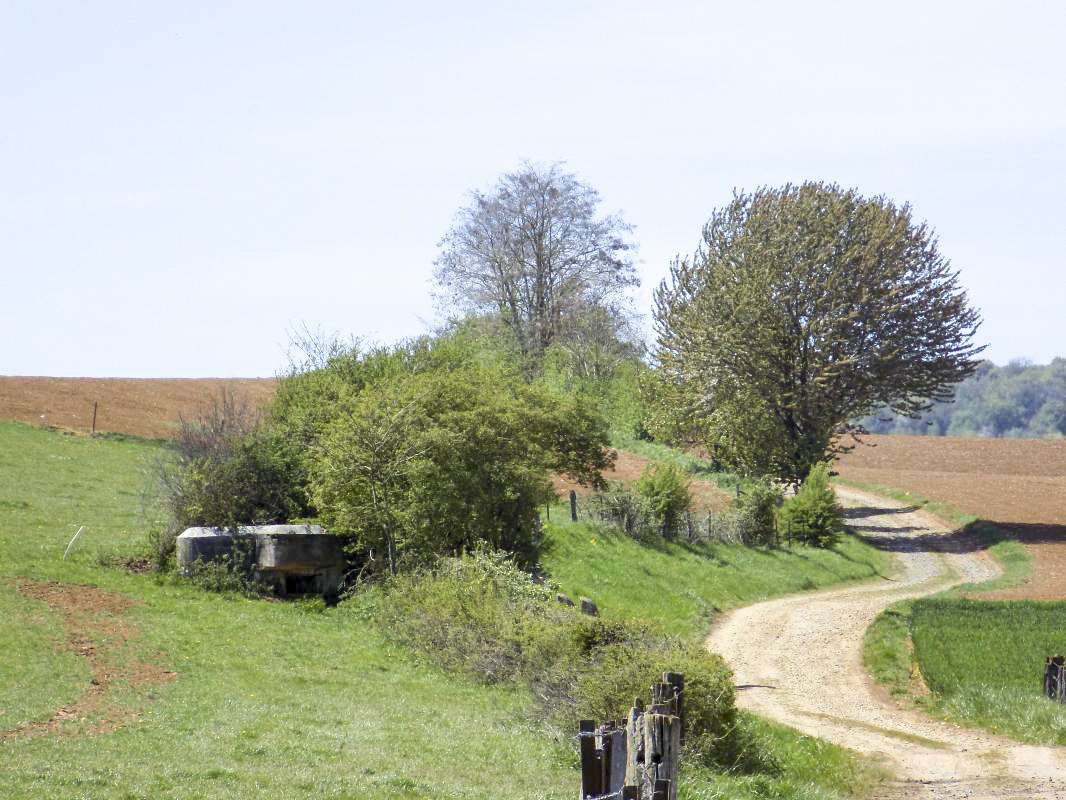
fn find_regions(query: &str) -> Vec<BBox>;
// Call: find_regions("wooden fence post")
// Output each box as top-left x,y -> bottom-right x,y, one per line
1045,656 -> 1066,702
584,675 -> 683,800
579,720 -> 600,799
570,490 -> 578,522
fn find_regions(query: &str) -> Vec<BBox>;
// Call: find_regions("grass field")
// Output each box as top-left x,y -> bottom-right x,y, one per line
867,598 -> 1066,747
0,419 -> 889,798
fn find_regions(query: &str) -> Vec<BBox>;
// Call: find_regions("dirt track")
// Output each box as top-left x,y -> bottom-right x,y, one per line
707,486 -> 1066,799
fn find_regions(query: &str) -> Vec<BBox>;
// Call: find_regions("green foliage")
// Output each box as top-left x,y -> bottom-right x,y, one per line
375,549 -> 741,766
589,464 -> 694,542
542,516 -> 892,641
307,360 -> 612,573
727,478 -> 783,546
867,597 -> 1066,747
570,642 -> 736,758
777,462 -> 845,547
859,358 -> 1066,438
0,422 -> 582,800
180,550 -> 269,597
588,483 -> 657,540
635,463 -> 692,540
153,390 -> 309,559
652,181 -> 985,483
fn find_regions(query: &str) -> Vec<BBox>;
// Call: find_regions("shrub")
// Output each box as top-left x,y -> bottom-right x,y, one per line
710,478 -> 783,545
588,483 -> 655,540
635,463 -> 692,540
307,359 -> 613,575
153,391 -> 309,556
569,642 -> 735,752
777,462 -> 845,547
372,547 -> 744,767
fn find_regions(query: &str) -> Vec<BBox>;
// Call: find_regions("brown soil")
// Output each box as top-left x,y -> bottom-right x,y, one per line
0,581 -> 177,740
0,376 -> 276,440
836,435 -> 1066,601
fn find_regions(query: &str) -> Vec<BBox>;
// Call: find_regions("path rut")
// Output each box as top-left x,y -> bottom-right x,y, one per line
706,486 -> 1066,799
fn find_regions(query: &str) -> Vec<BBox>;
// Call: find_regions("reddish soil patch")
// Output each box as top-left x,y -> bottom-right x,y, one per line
1,581 -> 177,740
0,376 -> 276,440
836,435 -> 1066,600
551,449 -> 732,513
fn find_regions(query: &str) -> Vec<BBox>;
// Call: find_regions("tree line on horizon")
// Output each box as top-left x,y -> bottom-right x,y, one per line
858,358 -> 1066,438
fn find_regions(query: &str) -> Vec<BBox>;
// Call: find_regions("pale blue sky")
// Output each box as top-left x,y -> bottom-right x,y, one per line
2,1 -> 1063,377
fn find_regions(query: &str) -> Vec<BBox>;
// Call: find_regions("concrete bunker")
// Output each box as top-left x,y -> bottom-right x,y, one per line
176,524 -> 347,596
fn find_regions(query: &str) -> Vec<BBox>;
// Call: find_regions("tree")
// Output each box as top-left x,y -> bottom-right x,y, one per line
652,182 -> 985,483
306,358 -> 614,574
433,162 -> 639,377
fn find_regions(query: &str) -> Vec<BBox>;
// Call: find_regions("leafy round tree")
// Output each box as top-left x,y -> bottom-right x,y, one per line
652,182 -> 985,483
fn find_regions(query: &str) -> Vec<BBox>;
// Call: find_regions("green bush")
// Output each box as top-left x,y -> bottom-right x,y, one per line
588,483 -> 655,540
777,462 -> 845,547
569,642 -> 736,754
635,463 -> 692,540
152,391 -> 309,563
713,477 -> 782,546
373,548 -> 742,767
309,365 -> 612,574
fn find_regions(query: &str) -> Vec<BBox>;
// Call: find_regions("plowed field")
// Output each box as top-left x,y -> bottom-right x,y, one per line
0,376 -> 275,439
836,435 -> 1066,600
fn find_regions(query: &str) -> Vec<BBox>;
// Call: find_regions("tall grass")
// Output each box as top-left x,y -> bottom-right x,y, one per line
910,599 -> 1066,744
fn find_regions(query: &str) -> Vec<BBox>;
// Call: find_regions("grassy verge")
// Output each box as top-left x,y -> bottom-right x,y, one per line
540,512 -> 895,640
0,422 -> 577,799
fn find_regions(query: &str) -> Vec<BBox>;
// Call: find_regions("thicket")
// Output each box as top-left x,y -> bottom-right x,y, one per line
150,328 -> 615,576
859,358 -> 1066,437
589,464 -> 693,541
371,548 -> 742,767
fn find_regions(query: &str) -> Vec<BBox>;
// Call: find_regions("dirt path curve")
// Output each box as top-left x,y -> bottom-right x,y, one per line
706,486 -> 1066,799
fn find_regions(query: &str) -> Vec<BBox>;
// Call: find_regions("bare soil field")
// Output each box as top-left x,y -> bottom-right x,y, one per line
836,435 -> 1066,600
0,376 -> 276,440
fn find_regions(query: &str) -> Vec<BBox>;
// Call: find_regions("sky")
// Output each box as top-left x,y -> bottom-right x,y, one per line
2,0 -> 1063,377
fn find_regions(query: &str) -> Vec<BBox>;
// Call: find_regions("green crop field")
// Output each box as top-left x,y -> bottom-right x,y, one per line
0,420 -> 889,799
909,598 -> 1066,745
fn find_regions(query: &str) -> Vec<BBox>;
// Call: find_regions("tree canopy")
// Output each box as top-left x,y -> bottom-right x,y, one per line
433,162 -> 639,377
651,182 -> 985,483
859,358 -> 1066,437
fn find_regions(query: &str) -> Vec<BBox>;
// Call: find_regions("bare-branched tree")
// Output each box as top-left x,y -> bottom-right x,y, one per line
433,161 -> 638,376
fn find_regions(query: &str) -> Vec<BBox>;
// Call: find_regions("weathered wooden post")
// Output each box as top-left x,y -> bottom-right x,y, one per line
1045,656 -> 1065,702
581,675 -> 684,800
579,720 -> 601,798
570,490 -> 578,521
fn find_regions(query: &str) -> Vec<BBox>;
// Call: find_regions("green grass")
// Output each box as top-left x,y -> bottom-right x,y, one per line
680,713 -> 884,800
541,512 -> 895,640
0,422 -> 577,799
907,599 -> 1066,745
0,420 -> 890,799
